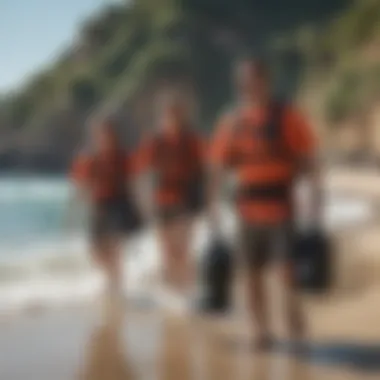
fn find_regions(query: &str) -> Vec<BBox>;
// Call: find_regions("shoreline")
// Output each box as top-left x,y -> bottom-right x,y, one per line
1,283 -> 380,380
1,168 -> 380,319
1,169 -> 380,379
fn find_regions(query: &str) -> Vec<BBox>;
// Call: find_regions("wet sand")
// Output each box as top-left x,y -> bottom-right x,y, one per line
2,169 -> 380,380
1,273 -> 380,380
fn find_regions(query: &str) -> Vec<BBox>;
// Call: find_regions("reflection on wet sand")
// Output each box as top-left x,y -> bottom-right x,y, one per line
156,314 -> 233,380
79,299 -> 136,380
264,355 -> 312,380
157,315 -> 193,380
201,319 -> 236,380
156,314 -> 312,380
75,297 -> 379,380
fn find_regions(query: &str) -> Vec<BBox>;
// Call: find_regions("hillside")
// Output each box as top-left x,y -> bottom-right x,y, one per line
287,0 -> 380,161
0,0 -> 350,172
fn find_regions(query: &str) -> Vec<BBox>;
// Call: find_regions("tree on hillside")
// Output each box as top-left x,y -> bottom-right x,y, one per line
0,0 -> 352,170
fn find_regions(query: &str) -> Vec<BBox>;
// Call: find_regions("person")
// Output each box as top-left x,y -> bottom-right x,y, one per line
208,58 -> 321,349
71,119 -> 133,298
133,95 -> 205,307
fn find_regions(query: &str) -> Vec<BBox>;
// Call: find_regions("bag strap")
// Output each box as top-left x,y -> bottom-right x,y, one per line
266,100 -> 285,140
230,100 -> 289,147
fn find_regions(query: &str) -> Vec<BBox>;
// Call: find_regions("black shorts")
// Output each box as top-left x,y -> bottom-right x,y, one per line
90,199 -> 131,244
239,222 -> 294,270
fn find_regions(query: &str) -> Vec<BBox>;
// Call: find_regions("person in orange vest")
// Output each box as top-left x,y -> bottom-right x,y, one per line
209,58 -> 321,349
133,95 -> 205,307
71,119 -> 134,298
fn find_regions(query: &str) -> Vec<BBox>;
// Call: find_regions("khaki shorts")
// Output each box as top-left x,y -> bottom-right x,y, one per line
239,222 -> 294,270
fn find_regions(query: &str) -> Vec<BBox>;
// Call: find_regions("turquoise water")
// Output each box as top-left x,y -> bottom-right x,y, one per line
0,176 -> 71,243
0,176 -> 174,313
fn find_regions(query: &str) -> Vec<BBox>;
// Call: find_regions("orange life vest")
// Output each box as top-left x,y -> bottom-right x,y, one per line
151,130 -> 205,207
89,150 -> 129,201
228,101 -> 297,215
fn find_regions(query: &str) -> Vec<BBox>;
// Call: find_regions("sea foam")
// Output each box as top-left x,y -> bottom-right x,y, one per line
0,191 -> 374,316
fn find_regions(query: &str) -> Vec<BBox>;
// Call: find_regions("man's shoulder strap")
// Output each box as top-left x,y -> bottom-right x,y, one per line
267,99 -> 287,140
226,99 -> 288,140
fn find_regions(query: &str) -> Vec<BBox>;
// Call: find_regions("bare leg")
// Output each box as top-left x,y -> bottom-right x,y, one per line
170,216 -> 195,293
246,268 -> 273,349
93,236 -> 123,298
158,224 -> 177,288
279,261 -> 306,341
105,238 -> 124,296
158,216 -> 195,300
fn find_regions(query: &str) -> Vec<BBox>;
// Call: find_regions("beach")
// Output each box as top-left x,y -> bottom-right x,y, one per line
1,286 -> 380,380
1,169 -> 380,379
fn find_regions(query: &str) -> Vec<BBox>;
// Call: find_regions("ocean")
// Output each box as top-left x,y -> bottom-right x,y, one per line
0,176 -> 374,316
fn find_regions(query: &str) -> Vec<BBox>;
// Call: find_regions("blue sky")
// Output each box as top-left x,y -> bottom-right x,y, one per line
0,0 -> 121,93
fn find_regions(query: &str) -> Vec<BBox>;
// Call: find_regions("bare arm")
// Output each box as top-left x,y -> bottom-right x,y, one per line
207,114 -> 234,231
207,164 -> 224,229
304,155 -> 323,225
62,154 -> 92,232
131,172 -> 155,223
130,139 -> 155,222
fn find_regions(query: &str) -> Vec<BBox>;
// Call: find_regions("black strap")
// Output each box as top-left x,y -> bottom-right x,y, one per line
266,100 -> 285,142
232,100 -> 285,139
229,100 -> 291,165
237,184 -> 291,202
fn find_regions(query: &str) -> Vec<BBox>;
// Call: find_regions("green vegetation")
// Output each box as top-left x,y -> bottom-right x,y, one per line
6,0 -> 380,169
325,63 -> 380,123
286,0 -> 380,124
0,0 -> 350,135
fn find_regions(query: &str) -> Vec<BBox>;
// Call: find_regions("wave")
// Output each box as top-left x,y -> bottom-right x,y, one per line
0,241 -> 148,315
0,196 -> 374,316
0,177 -> 70,203
0,214 -> 233,316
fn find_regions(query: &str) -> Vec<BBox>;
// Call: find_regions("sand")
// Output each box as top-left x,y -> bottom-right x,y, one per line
1,292 -> 380,380
2,168 -> 380,380
326,167 -> 380,199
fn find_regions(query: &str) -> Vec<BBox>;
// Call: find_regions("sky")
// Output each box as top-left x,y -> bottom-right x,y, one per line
0,0 -> 121,93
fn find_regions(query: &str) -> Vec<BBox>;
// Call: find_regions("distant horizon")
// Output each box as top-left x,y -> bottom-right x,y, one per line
0,0 -> 122,94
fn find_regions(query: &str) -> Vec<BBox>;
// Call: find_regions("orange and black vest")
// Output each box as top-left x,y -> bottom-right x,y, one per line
152,130 -> 205,206
229,101 -> 297,207
89,150 -> 128,201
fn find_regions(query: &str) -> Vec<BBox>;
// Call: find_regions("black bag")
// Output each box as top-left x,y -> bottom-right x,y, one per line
200,236 -> 234,313
293,228 -> 332,292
